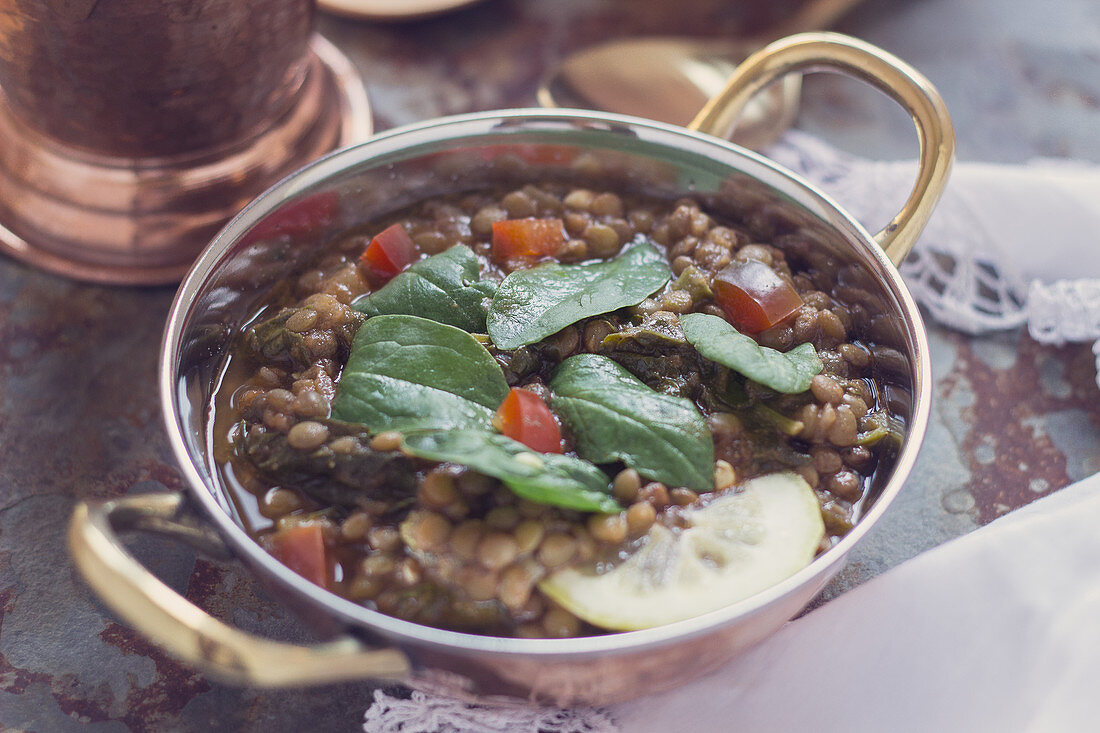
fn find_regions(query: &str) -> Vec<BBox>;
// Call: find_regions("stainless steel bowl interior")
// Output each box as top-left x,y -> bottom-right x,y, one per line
161,109 -> 930,667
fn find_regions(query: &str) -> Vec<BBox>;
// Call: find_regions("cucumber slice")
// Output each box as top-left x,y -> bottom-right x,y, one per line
539,472 -> 825,631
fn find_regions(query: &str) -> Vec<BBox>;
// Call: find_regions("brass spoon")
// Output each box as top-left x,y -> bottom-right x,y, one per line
538,37 -> 800,151
537,0 -> 865,150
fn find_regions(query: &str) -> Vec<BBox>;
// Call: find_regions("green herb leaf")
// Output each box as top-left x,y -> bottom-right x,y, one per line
599,311 -> 688,353
241,421 -> 416,507
550,354 -> 714,492
487,240 -> 671,349
402,430 -> 620,514
331,315 -> 509,432
354,245 -> 497,331
246,309 -> 311,369
681,313 -> 822,394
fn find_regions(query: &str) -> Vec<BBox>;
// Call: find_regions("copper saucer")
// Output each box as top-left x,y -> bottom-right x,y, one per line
0,35 -> 372,286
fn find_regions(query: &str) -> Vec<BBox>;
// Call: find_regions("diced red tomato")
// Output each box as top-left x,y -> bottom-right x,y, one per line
491,218 -> 565,260
713,259 -> 804,333
359,223 -> 416,282
242,191 -> 340,244
265,523 -> 329,589
494,387 -> 563,454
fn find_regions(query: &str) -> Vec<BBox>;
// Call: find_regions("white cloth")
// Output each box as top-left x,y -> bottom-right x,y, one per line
363,133 -> 1100,732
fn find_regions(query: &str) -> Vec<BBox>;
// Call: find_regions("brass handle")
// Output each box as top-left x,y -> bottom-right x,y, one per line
68,492 -> 411,686
688,32 -> 955,266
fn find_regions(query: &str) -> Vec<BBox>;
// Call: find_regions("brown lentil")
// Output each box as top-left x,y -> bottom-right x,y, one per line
843,445 -> 874,470
625,501 -> 657,536
513,520 -> 545,554
827,405 -> 859,447
459,566 -> 500,602
286,420 -> 329,450
502,190 -> 537,218
839,342 -> 871,370
419,470 -> 459,508
713,460 -> 737,490
471,205 -> 506,236
367,526 -> 401,553
360,554 -> 395,578
558,238 -> 588,260
543,606 -> 581,638
393,558 -> 422,587
348,576 -> 384,601
259,487 -> 302,518
477,532 -> 520,569
587,512 -> 628,544
811,447 -> 844,475
583,223 -> 621,257
404,511 -> 451,552
811,374 -> 845,405
669,236 -> 698,259
563,188 -> 594,210
291,390 -> 328,418
638,482 -> 671,509
450,520 -> 483,560
612,468 -> 642,502
590,192 -> 623,217
827,470 -> 863,501
537,533 -> 577,568
670,488 -> 698,506
671,255 -> 695,275
369,430 -> 403,452
499,564 -> 536,611
340,511 -> 373,541
737,243 -> 773,265
285,308 -> 318,333
582,319 -> 615,353
659,290 -> 693,314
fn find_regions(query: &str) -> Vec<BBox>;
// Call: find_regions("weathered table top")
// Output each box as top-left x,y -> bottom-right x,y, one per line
2,0 -> 1099,729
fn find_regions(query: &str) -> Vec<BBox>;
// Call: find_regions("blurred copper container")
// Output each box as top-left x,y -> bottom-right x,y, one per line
0,0 -> 371,284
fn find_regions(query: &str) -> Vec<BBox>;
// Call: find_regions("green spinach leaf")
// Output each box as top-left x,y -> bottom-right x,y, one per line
331,315 -> 509,432
550,354 -> 714,492
354,245 -> 497,331
402,430 -> 620,514
680,313 -> 822,394
487,240 -> 671,349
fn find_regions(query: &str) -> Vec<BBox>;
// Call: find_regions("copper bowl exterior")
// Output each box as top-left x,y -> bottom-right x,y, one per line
160,109 -> 933,703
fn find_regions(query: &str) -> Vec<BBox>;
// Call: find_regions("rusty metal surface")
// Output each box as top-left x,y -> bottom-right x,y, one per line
2,0 -> 1099,729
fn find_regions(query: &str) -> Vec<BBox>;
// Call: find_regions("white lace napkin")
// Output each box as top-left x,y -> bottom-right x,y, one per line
766,131 -> 1100,385
363,133 -> 1100,732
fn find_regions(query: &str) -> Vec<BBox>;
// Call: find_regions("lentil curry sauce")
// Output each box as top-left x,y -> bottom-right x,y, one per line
212,180 -> 906,638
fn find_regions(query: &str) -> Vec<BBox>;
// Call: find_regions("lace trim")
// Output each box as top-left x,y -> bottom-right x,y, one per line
362,688 -> 617,733
1027,280 -> 1100,344
767,131 -> 1033,333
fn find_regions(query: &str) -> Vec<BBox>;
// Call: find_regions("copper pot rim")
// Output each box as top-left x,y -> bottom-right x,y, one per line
160,107 -> 932,659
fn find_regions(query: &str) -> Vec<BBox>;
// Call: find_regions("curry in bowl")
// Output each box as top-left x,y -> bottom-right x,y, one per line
212,179 -> 906,638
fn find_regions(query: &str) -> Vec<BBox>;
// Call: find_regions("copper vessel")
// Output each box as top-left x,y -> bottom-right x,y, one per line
0,0 -> 371,284
69,34 -> 954,704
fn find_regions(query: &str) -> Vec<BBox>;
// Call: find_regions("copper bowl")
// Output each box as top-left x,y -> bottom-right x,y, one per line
69,33 -> 953,705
